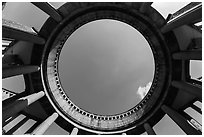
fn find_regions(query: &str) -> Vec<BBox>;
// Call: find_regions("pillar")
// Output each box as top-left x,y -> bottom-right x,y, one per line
32,112 -> 58,135
144,123 -> 156,135
71,127 -> 79,135
2,65 -> 40,79
2,91 -> 45,123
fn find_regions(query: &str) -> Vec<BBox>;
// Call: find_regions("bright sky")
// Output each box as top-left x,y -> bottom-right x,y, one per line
59,19 -> 154,115
2,2 -> 202,135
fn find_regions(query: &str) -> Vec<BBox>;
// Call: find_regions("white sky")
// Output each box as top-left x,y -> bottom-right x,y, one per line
59,19 -> 154,115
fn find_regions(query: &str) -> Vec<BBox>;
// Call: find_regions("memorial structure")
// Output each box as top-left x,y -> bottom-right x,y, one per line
2,2 -> 202,135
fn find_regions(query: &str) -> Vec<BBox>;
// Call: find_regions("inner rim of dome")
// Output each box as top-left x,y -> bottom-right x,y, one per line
58,19 -> 155,115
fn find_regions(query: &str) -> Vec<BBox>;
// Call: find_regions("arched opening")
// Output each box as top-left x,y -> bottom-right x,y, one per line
58,19 -> 155,115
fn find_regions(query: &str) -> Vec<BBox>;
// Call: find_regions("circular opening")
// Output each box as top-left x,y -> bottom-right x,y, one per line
58,19 -> 155,115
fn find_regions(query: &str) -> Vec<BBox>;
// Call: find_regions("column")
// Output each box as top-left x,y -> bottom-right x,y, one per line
144,123 -> 156,135
2,91 -> 45,123
71,127 -> 79,135
32,112 -> 58,135
2,65 -> 40,79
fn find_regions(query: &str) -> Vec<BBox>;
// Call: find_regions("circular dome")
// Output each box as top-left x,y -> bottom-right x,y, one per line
58,19 -> 155,115
40,3 -> 171,134
3,2 -> 201,136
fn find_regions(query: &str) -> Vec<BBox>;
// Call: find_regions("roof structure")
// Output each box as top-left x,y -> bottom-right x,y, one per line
2,2 -> 202,135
